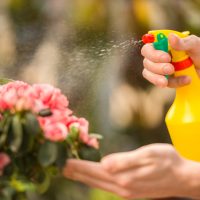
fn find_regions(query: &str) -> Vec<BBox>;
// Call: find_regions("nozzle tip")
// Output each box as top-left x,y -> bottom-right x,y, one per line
142,34 -> 155,44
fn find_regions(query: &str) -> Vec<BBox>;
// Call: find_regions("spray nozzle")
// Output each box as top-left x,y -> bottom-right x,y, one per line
142,33 -> 168,52
142,34 -> 155,44
141,30 -> 193,72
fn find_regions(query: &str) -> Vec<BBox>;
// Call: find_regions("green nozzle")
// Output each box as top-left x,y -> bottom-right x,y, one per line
153,33 -> 168,52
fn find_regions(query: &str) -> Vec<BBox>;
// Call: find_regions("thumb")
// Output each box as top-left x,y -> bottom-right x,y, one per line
168,33 -> 198,52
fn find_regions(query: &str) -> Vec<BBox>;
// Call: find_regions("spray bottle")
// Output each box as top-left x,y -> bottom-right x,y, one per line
142,30 -> 200,162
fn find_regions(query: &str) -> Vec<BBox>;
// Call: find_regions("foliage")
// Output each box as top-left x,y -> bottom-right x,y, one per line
0,80 -> 101,200
2,0 -> 200,200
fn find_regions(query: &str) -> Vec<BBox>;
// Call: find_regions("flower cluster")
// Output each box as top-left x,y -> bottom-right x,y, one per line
0,81 -> 98,147
0,81 -> 101,200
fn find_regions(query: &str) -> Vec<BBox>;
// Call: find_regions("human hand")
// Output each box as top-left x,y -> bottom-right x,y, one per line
141,33 -> 200,88
62,159 -> 133,198
101,144 -> 200,199
63,144 -> 200,199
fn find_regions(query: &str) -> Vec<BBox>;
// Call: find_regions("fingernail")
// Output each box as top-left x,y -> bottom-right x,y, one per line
163,65 -> 174,74
181,76 -> 191,85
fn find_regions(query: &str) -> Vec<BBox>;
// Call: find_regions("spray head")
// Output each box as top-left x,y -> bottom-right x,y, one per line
142,33 -> 168,52
141,30 -> 193,72
142,30 -> 190,61
142,32 -> 169,52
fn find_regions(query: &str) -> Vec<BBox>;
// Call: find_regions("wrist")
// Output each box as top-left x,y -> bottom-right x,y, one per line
177,159 -> 200,199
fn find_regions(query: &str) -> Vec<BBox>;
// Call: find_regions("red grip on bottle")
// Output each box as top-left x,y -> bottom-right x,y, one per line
171,57 -> 193,71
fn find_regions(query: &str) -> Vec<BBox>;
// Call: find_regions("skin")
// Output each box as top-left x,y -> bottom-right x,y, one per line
141,33 -> 200,88
63,34 -> 200,199
63,144 -> 200,199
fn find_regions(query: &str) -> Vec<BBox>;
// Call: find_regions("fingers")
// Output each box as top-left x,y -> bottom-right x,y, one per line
168,33 -> 185,51
64,171 -> 130,198
63,159 -> 113,183
142,68 -> 168,87
141,44 -> 171,63
113,165 -> 154,189
141,44 -> 172,87
142,34 -> 199,63
63,159 -> 132,199
142,57 -> 192,88
143,58 -> 174,75
142,65 -> 191,88
196,68 -> 200,77
142,71 -> 191,88
101,144 -> 175,174
101,149 -> 151,174
169,33 -> 200,52
142,34 -> 199,88
101,152 -> 136,173
168,76 -> 191,88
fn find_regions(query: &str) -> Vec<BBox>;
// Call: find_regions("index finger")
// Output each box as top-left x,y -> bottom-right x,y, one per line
63,159 -> 113,182
141,43 -> 171,63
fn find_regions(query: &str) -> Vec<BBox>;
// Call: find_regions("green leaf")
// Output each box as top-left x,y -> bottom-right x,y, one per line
5,118 -> 13,148
9,175 -> 35,195
56,143 -> 68,169
0,115 -> 11,147
23,112 -> 41,135
46,166 -> 59,177
78,144 -> 101,162
0,78 -> 14,85
34,170 -> 50,194
19,112 -> 40,154
19,124 -> 34,154
70,126 -> 79,139
89,133 -> 103,140
10,115 -> 23,152
0,127 -> 7,147
67,126 -> 79,145
38,141 -> 58,167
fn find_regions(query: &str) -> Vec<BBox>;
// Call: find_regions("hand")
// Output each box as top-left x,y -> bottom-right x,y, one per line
101,144 -> 200,199
63,144 -> 200,199
141,33 -> 200,88
62,159 -> 133,198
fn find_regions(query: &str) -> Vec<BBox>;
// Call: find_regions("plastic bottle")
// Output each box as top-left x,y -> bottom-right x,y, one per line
142,30 -> 200,161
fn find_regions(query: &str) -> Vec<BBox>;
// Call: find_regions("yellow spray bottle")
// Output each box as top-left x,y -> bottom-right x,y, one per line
142,30 -> 200,161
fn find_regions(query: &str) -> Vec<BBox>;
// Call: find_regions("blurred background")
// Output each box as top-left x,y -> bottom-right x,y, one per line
1,0 -> 200,199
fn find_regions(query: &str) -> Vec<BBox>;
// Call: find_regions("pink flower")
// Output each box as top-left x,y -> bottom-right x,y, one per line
38,109 -> 72,132
0,81 -> 34,111
43,122 -> 68,142
1,81 -> 30,93
68,116 -> 99,149
87,137 -> 99,149
0,153 -> 10,175
0,81 -> 72,114
32,84 -> 70,111
0,81 -> 99,148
